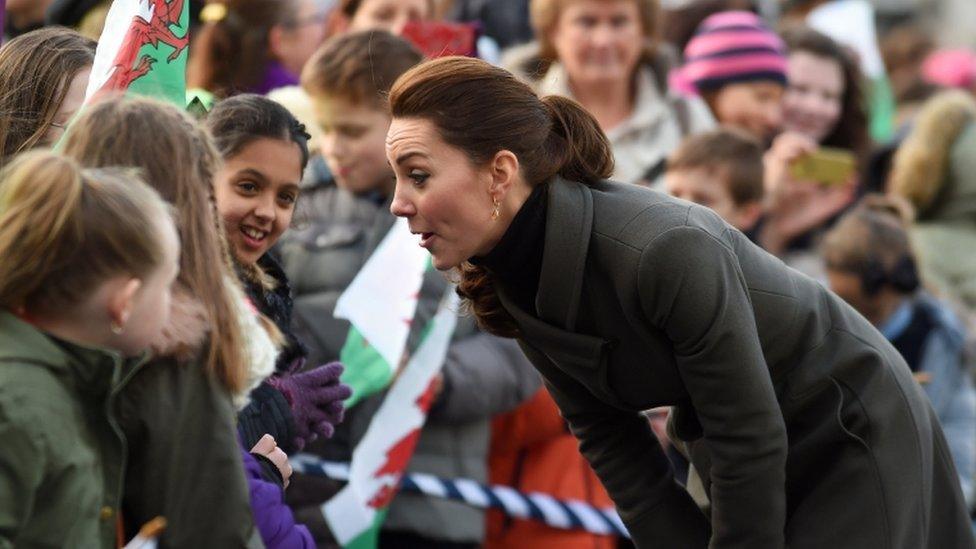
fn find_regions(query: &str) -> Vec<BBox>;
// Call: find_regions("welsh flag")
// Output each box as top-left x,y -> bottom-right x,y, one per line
323,291 -> 460,548
334,217 -> 430,407
84,0 -> 189,106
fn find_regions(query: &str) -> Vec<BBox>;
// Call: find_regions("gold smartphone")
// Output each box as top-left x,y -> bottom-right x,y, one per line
789,147 -> 856,186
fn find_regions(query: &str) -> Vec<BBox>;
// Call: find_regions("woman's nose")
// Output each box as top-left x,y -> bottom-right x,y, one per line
390,188 -> 416,218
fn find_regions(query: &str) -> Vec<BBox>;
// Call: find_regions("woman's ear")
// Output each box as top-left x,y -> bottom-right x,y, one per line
107,278 -> 143,332
488,150 -> 520,202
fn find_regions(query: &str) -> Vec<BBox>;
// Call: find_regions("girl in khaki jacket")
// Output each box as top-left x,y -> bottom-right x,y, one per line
0,152 -> 179,548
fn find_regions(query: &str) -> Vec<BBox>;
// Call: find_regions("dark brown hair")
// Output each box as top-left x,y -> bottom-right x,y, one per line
302,30 -> 423,108
0,151 -> 170,316
207,93 -> 312,172
389,56 -> 614,337
62,96 -> 250,394
187,0 -> 302,99
821,194 -> 915,278
0,27 -> 96,165
668,128 -> 765,205
781,25 -> 870,165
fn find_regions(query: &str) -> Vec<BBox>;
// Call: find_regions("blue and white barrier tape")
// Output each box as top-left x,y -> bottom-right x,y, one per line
291,454 -> 629,538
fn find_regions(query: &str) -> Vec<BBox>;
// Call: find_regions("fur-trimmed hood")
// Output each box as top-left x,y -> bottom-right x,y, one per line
890,91 -> 976,223
150,280 -> 279,410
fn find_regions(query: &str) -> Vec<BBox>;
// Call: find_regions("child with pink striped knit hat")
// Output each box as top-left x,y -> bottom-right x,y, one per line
677,10 -> 788,143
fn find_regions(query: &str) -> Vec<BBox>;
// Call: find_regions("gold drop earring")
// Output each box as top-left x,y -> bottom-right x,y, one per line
491,199 -> 500,221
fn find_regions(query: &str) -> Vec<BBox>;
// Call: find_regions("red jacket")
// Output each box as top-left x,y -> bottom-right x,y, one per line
486,388 -> 618,549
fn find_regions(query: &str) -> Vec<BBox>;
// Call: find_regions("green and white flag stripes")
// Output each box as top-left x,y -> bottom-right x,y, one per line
334,217 -> 430,407
324,290 -> 461,548
84,0 -> 189,106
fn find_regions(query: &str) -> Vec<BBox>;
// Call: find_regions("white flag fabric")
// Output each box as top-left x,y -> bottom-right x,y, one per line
323,291 -> 460,545
333,217 -> 429,373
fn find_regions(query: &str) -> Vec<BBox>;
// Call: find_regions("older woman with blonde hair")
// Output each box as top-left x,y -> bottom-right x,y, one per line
502,0 -> 714,187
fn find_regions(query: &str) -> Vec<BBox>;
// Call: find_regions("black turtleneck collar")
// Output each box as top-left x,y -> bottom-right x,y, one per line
470,182 -> 548,313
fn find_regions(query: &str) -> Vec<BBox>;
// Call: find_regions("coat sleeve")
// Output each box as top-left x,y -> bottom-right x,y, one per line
238,382 -> 299,457
241,444 -> 314,549
517,341 -> 709,549
919,326 -> 976,506
0,407 -> 43,548
117,363 -> 263,549
428,332 -> 541,423
637,225 -> 788,549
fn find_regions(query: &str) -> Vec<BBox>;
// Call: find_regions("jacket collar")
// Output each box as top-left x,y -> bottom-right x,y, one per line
535,177 -> 593,332
0,311 -> 142,393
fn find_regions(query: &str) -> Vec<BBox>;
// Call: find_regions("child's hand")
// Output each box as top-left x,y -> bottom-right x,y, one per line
251,434 -> 293,488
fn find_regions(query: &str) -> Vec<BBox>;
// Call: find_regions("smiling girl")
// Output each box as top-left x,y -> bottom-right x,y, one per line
207,94 -> 351,461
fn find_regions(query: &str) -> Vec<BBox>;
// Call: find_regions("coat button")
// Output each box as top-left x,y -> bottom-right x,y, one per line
99,506 -> 114,520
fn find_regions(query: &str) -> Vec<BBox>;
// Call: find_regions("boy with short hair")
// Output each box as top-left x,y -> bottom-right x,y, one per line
665,128 -> 765,233
301,30 -> 422,196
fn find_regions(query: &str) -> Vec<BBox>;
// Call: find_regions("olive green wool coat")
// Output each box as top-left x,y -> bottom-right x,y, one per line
497,178 -> 974,549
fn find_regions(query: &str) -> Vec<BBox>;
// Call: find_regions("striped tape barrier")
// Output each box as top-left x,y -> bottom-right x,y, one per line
290,454 -> 630,538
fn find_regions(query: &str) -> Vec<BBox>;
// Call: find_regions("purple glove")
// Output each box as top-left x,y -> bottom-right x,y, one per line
268,361 -> 352,451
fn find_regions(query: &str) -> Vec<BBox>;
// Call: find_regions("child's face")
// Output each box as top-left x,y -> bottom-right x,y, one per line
214,138 -> 303,265
711,81 -> 784,143
348,0 -> 429,35
109,217 -> 181,356
665,167 -> 759,232
315,96 -> 394,196
41,66 -> 90,147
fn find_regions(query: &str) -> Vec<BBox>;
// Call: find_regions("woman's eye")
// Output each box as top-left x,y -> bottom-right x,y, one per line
409,171 -> 430,186
278,192 -> 297,205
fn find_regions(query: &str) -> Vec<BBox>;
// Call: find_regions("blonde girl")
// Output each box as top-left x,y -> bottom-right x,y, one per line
0,152 -> 179,548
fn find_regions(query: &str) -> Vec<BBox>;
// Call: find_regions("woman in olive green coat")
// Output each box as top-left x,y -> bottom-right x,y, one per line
383,56 -> 975,549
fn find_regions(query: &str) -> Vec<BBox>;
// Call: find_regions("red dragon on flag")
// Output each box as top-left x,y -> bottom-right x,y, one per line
99,0 -> 188,94
84,0 -> 189,107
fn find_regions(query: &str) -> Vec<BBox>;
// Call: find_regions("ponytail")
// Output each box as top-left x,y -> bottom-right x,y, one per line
540,95 -> 614,185
0,151 -> 169,315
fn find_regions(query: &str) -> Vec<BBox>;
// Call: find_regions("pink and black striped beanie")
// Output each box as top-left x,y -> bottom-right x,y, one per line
678,11 -> 788,94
